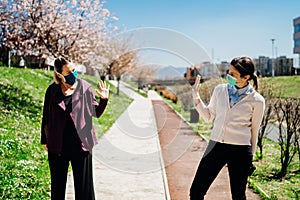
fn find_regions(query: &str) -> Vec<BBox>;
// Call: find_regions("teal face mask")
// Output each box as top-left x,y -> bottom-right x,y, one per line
226,74 -> 237,86
64,71 -> 78,85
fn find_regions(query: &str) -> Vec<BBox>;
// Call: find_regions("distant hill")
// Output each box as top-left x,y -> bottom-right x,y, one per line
156,65 -> 186,79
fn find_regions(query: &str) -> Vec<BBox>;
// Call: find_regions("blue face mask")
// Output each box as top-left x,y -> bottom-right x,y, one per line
64,71 -> 78,85
226,74 -> 237,87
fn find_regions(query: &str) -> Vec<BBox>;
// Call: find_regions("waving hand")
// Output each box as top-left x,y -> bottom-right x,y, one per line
96,80 -> 110,99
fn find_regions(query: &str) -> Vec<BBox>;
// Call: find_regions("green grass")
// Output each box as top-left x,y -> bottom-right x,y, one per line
0,68 -> 52,199
0,66 -> 132,199
260,76 -> 300,98
251,139 -> 300,199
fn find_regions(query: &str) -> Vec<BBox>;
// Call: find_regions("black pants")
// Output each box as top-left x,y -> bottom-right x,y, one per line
48,150 -> 95,200
190,141 -> 252,200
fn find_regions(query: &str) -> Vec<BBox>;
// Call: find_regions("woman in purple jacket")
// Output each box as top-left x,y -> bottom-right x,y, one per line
41,57 -> 109,200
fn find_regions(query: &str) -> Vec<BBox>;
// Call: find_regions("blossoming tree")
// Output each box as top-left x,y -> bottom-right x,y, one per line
0,0 -> 118,64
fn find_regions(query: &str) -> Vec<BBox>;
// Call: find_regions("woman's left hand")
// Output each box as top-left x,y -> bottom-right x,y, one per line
96,80 -> 110,99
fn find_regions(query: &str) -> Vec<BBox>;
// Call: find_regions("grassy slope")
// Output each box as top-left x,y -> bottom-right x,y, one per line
260,75 -> 300,98
0,67 -> 132,199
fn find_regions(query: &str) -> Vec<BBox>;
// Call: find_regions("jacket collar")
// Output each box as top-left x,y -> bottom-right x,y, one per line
53,79 -> 90,110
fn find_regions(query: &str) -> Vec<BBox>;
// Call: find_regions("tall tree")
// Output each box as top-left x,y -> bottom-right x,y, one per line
110,50 -> 138,95
96,39 -> 139,95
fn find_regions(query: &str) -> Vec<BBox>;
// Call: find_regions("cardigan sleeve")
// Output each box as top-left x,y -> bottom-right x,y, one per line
195,85 -> 218,122
250,97 -> 265,154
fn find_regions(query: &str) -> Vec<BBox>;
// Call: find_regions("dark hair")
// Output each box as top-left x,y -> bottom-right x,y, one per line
54,57 -> 69,73
230,56 -> 258,90
53,57 -> 69,84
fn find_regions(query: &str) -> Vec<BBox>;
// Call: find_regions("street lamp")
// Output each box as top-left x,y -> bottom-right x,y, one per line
271,38 -> 276,77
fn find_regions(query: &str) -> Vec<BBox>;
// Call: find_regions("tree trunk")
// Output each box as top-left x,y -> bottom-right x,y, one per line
257,104 -> 272,160
279,155 -> 289,179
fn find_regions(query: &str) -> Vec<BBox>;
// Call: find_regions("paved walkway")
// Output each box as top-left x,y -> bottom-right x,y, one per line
66,81 -> 169,200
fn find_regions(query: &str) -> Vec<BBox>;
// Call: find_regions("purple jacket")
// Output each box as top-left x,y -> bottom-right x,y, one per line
41,79 -> 108,154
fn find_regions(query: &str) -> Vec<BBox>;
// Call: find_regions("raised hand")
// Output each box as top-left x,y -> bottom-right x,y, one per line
192,75 -> 201,97
96,80 -> 110,99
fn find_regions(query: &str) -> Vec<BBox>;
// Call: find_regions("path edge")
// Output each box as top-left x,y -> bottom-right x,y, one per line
151,99 -> 171,200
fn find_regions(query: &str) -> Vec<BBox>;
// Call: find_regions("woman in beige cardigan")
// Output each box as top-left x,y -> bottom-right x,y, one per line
190,56 -> 265,200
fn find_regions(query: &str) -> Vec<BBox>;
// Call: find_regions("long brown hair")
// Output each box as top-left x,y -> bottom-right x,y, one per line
230,56 -> 258,90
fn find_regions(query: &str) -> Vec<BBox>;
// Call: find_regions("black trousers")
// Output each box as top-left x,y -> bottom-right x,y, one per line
48,150 -> 95,200
190,141 -> 252,200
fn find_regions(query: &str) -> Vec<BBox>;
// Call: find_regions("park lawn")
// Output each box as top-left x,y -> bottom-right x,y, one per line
260,75 -> 300,98
251,138 -> 300,199
0,66 -> 132,199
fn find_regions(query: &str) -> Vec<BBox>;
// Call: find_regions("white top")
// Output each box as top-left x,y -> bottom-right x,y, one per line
195,84 -> 265,154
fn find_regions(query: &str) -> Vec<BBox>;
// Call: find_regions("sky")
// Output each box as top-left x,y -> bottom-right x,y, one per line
106,0 -> 300,67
